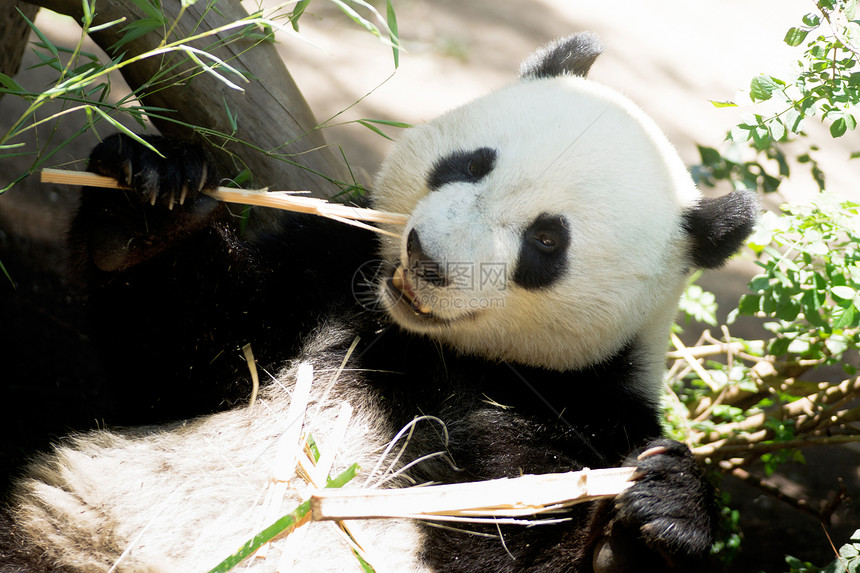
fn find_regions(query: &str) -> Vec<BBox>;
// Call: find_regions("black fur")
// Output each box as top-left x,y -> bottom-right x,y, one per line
512,213 -> 571,290
427,147 -> 498,190
519,33 -> 605,79
682,189 -> 758,269
65,132 -> 378,424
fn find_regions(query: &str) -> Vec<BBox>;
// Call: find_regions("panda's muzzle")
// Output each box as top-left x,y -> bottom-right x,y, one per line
407,229 -> 449,287
385,265 -> 484,327
389,266 -> 433,315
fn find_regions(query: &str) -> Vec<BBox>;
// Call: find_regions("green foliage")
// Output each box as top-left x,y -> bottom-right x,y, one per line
289,0 -> 312,31
787,554 -> 826,573
0,259 -> 13,288
785,529 -> 860,572
824,529 -> 860,573
735,196 -> 860,369
675,4 -> 860,566
669,195 -> 860,562
675,0 -> 860,486
328,0 -> 401,68
678,284 -> 718,327
112,0 -> 167,51
709,490 -> 742,564
695,0 -> 859,194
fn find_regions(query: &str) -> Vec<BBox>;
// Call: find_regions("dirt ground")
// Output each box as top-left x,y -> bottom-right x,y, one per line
1,1 -> 859,571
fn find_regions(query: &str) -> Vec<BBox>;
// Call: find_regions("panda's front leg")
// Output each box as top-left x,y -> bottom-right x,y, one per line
592,438 -> 717,573
72,132 -> 223,273
67,133 -> 269,420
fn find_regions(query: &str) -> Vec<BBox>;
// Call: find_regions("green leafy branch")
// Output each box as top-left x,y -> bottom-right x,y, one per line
695,0 -> 859,194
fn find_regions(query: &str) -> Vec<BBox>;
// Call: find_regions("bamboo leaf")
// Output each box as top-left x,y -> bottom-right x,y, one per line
0,73 -> 25,93
88,17 -> 128,33
128,0 -> 166,22
387,0 -> 400,68
356,118 -> 411,141
359,118 -> 412,129
18,9 -> 59,61
206,464 -> 359,573
357,119 -> 393,140
89,108 -> 165,157
207,500 -> 312,573
290,0 -> 311,31
0,259 -> 14,288
330,0 -> 382,39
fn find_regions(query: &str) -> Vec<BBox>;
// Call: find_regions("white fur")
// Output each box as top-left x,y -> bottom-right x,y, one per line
13,327 -> 431,572
374,75 -> 699,390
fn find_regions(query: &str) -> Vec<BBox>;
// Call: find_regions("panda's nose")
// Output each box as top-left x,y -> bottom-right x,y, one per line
407,229 -> 448,287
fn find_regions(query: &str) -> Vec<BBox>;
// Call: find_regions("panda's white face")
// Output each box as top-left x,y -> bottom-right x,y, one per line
372,75 -> 702,372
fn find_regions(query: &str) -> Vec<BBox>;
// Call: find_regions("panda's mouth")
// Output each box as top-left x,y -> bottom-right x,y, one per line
386,266 -> 436,317
384,265 -> 486,327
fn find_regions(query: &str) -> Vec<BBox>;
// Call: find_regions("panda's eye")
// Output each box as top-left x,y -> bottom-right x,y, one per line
428,147 -> 497,190
534,232 -> 557,251
513,214 -> 571,290
468,160 -> 481,177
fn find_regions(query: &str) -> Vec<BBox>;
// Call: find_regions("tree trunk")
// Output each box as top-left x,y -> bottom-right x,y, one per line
1,2 -> 40,91
24,0 -> 350,198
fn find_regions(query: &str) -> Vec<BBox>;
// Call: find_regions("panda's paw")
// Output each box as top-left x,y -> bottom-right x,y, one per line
88,132 -> 220,210
614,438 -> 715,569
77,133 -> 223,272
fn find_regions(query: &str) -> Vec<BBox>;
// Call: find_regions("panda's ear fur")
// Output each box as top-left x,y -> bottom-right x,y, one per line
683,189 -> 759,269
519,33 -> 604,80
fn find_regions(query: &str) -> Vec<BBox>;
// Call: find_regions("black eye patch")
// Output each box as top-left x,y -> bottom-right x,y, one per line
512,213 -> 571,290
427,147 -> 497,191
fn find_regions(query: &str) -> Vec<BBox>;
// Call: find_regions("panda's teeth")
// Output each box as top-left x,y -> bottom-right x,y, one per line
392,266 -> 405,291
393,266 -> 433,315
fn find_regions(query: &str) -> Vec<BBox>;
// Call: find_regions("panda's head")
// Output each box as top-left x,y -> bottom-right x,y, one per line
372,34 -> 756,373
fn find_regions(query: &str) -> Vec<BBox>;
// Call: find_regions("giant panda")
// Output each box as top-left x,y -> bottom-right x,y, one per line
0,34 -> 757,572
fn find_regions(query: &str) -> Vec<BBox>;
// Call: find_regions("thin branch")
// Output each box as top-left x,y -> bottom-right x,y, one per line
694,433 -> 860,460
723,465 -> 845,525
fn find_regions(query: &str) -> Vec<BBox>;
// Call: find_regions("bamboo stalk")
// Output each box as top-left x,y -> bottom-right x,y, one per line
310,466 -> 635,523
40,168 -> 410,228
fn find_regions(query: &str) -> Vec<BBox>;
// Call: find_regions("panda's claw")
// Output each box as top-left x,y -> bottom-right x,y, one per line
120,160 -> 133,187
87,133 -> 219,211
636,444 -> 668,461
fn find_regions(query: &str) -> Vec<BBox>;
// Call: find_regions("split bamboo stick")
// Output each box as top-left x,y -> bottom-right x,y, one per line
40,168 -> 410,230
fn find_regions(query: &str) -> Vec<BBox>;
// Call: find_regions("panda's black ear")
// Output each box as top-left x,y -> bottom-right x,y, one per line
519,33 -> 604,80
683,189 -> 759,269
